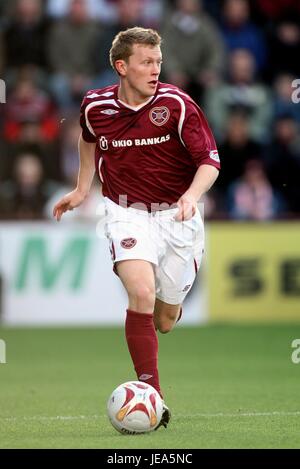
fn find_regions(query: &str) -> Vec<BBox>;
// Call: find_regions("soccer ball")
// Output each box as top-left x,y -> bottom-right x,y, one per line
107,381 -> 164,434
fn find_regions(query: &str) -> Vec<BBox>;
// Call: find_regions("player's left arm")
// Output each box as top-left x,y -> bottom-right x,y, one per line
175,164 -> 219,221
175,100 -> 220,222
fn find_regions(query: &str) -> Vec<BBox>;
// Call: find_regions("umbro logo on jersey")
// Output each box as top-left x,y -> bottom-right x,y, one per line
86,92 -> 101,98
209,150 -> 220,162
149,106 -> 170,126
100,109 -> 119,115
86,91 -> 114,98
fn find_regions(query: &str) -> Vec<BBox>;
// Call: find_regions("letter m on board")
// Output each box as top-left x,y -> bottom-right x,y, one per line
15,237 -> 91,291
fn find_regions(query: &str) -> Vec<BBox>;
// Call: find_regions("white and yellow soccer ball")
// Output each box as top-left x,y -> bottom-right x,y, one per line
107,381 -> 164,434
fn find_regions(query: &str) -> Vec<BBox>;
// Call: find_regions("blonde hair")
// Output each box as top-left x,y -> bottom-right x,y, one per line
109,27 -> 161,72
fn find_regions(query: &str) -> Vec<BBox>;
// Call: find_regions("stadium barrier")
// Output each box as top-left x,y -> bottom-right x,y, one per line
1,222 -> 299,325
0,222 -> 205,326
208,223 -> 300,322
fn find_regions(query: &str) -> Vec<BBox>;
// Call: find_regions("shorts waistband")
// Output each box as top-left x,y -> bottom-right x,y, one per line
104,197 -> 178,216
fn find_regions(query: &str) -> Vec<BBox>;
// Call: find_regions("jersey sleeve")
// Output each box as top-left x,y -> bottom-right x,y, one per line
181,100 -> 220,170
80,94 -> 97,143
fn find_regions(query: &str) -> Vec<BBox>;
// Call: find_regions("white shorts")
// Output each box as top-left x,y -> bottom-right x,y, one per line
104,197 -> 204,305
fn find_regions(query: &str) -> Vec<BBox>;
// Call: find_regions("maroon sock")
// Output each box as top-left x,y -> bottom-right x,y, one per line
125,309 -> 162,398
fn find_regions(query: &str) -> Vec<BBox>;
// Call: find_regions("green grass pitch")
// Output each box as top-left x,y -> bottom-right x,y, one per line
0,324 -> 300,449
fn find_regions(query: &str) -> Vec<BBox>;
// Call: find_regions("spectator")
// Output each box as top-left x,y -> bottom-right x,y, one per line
2,119 -> 61,182
220,0 -> 267,74
47,0 -> 163,28
227,159 -> 282,220
161,0 -> 225,102
252,0 -> 300,24
92,0 -> 146,89
264,115 -> 300,215
47,0 -> 99,109
0,152 -> 55,220
218,110 -> 263,191
266,15 -> 300,82
0,0 -> 49,79
273,73 -> 300,124
2,75 -> 59,143
204,48 -> 272,143
46,0 -> 118,24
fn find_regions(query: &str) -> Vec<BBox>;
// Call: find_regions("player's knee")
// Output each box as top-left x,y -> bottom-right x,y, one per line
128,284 -> 156,310
156,314 -> 177,333
133,284 -> 156,303
155,308 -> 180,334
157,321 -> 173,334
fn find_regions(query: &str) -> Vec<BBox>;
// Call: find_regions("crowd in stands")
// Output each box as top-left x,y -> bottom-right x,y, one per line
0,0 -> 299,221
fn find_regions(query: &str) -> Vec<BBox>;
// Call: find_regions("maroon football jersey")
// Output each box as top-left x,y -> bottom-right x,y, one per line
80,82 -> 220,209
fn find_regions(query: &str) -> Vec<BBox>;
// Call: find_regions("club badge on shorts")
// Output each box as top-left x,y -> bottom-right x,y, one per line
120,238 -> 137,249
149,106 -> 170,126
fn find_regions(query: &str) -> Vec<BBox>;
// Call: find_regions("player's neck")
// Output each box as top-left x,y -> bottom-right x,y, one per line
118,83 -> 154,108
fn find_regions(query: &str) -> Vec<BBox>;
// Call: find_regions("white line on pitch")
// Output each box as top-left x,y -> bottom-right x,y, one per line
1,411 -> 300,422
0,415 -> 101,422
179,411 -> 300,418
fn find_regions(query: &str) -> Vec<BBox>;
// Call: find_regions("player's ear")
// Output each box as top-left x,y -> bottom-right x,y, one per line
115,60 -> 127,77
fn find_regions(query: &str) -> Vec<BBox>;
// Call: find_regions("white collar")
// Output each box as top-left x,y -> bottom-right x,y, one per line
117,95 -> 154,111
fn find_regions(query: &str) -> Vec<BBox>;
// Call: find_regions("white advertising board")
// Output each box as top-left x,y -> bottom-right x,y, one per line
0,222 -> 207,326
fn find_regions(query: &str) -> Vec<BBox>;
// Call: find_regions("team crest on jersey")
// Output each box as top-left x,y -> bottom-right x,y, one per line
149,106 -> 170,126
120,238 -> 137,249
100,109 -> 119,115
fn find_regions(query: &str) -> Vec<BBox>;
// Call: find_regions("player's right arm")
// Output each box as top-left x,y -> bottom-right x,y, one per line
53,133 -> 96,221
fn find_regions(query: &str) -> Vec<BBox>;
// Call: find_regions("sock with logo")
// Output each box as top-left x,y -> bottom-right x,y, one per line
125,309 -> 162,398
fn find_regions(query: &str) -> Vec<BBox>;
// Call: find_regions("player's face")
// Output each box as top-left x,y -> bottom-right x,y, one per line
123,44 -> 162,99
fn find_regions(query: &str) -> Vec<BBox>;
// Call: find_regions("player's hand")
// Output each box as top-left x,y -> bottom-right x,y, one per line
53,189 -> 86,221
174,193 -> 197,221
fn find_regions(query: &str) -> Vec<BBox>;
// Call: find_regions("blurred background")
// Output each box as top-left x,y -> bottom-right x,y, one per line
0,0 -> 299,325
